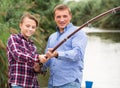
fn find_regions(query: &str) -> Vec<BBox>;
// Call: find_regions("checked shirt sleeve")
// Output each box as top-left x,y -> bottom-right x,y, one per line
7,34 -> 39,63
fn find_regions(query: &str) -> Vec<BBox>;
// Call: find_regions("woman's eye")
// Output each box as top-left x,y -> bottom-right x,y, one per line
26,25 -> 30,27
32,26 -> 36,29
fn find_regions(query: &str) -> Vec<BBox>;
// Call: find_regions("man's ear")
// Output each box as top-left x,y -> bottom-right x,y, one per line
70,14 -> 72,21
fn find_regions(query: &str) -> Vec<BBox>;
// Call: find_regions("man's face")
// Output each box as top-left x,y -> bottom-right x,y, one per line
19,17 -> 37,39
54,9 -> 72,31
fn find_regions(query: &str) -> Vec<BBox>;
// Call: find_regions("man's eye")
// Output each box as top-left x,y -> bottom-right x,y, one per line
56,16 -> 61,18
63,15 -> 67,18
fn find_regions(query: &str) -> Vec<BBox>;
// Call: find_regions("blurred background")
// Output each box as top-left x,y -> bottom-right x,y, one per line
0,0 -> 120,88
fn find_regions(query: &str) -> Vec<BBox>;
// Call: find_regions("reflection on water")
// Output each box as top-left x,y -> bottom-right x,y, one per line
82,28 -> 120,88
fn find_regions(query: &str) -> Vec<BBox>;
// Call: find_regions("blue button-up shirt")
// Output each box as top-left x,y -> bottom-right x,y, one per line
43,23 -> 88,86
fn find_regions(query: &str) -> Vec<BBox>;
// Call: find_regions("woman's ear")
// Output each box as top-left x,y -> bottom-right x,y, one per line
19,23 -> 22,30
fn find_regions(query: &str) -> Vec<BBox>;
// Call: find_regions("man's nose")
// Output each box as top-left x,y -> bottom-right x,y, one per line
60,20 -> 64,22
60,17 -> 64,22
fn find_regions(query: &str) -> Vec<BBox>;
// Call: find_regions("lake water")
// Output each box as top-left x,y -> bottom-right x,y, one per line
81,27 -> 120,88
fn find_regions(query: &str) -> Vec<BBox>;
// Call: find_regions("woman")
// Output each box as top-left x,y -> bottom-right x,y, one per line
7,13 -> 47,88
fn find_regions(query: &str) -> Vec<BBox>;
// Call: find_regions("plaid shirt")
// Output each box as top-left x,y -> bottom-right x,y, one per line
7,34 -> 40,88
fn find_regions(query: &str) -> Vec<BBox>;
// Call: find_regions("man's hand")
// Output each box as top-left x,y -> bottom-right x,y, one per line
46,48 -> 58,58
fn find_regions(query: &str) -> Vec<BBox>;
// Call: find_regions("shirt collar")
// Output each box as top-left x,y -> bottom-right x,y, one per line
18,33 -> 34,44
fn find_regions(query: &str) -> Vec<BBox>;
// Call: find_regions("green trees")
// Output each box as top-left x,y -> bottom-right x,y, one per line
68,0 -> 120,29
0,40 -> 8,87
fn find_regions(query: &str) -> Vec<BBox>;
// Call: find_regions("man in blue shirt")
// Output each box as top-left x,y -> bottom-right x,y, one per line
44,4 -> 88,88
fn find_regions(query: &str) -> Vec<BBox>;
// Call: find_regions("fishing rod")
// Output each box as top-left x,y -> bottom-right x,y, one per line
51,6 -> 120,52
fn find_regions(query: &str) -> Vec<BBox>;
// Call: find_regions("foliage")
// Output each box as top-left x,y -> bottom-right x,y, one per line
0,40 -> 8,87
68,0 -> 120,29
29,0 -> 63,34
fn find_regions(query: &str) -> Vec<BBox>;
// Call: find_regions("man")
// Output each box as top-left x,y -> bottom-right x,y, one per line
7,13 -> 48,88
43,4 -> 88,88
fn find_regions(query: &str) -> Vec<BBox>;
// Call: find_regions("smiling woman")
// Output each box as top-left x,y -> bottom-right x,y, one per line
6,12 -> 49,88
19,15 -> 38,40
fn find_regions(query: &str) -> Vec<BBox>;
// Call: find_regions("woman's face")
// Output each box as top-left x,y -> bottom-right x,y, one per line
54,9 -> 72,31
19,17 -> 37,39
